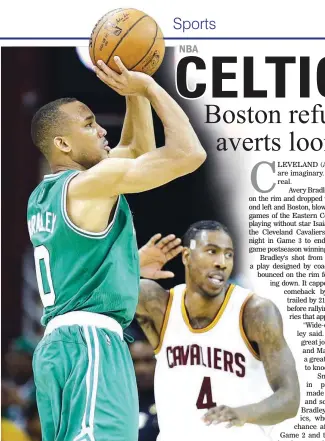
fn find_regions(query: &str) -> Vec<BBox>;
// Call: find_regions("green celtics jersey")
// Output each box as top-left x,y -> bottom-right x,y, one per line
27,170 -> 140,329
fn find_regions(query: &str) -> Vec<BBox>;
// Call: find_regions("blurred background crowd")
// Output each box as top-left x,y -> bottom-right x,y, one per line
2,47 -> 242,440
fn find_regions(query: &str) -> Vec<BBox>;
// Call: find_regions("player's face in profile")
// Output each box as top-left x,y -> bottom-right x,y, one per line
61,101 -> 110,169
186,230 -> 234,297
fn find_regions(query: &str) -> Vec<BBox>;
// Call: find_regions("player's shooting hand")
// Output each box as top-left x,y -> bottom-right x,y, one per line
202,405 -> 246,428
139,233 -> 183,280
94,57 -> 154,96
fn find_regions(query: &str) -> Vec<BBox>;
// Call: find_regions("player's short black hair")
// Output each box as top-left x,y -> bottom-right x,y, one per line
30,97 -> 78,157
183,220 -> 231,247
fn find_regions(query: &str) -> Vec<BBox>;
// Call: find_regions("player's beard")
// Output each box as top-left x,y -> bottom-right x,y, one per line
187,266 -> 215,298
76,149 -> 105,170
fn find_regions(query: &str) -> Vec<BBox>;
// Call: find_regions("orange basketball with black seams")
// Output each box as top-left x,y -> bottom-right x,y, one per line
89,8 -> 165,76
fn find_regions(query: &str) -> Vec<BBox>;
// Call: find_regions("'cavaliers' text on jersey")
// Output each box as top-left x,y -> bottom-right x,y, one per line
166,344 -> 246,377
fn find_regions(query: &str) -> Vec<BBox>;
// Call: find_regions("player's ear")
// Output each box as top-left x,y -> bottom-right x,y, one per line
182,247 -> 190,266
54,136 -> 72,153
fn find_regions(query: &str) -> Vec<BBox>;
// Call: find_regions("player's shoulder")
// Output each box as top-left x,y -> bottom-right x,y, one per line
243,293 -> 283,338
27,179 -> 45,207
140,279 -> 169,301
245,294 -> 279,316
28,171 -> 71,205
67,158 -> 131,200
139,280 -> 185,310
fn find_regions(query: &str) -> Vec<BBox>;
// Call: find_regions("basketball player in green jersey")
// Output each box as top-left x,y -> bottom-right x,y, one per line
27,56 -> 206,441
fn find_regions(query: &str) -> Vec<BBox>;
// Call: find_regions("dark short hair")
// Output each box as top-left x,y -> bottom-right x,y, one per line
183,220 -> 231,247
30,97 -> 78,157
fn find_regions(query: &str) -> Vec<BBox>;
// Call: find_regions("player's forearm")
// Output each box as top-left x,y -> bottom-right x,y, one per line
135,293 -> 160,349
119,97 -> 133,146
129,96 -> 156,156
234,388 -> 300,425
120,97 -> 156,156
145,82 -> 206,161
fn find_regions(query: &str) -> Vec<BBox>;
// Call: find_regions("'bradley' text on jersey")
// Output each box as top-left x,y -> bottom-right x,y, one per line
28,211 -> 57,238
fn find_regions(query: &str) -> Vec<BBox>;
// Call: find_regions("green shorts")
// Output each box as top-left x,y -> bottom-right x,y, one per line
33,325 -> 138,441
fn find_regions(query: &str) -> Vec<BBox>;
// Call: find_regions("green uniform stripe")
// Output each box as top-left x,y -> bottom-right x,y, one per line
83,326 -> 95,433
83,326 -> 93,432
34,328 -> 139,441
89,327 -> 100,431
39,258 -> 51,293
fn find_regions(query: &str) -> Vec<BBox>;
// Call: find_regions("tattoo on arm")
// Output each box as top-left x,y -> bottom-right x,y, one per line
238,296 -> 300,425
137,279 -> 169,349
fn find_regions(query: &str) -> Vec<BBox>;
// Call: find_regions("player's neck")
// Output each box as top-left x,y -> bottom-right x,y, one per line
50,161 -> 86,174
184,284 -> 229,322
49,150 -> 87,173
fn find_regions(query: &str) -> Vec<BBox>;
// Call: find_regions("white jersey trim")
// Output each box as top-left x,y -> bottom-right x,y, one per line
61,171 -> 120,239
181,284 -> 235,333
73,325 -> 99,441
44,311 -> 123,340
44,171 -> 67,180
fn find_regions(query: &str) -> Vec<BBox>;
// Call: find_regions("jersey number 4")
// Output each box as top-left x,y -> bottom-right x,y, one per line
196,376 -> 216,410
34,245 -> 56,307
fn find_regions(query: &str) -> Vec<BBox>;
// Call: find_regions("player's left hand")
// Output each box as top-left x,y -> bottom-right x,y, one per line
94,57 -> 154,96
139,233 -> 183,280
203,405 -> 246,428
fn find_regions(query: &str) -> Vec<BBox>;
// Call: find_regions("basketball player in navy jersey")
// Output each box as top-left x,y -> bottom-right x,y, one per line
137,221 -> 300,441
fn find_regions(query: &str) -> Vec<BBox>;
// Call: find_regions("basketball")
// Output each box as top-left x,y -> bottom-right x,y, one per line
89,8 -> 165,76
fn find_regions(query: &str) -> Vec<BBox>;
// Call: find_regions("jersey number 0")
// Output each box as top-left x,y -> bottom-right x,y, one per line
34,245 -> 56,307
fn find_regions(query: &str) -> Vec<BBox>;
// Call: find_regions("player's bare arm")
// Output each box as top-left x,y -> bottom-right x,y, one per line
74,57 -> 206,194
66,58 -> 206,232
136,279 -> 169,349
203,296 -> 300,427
136,232 -> 183,347
62,71 -> 153,231
109,95 -> 156,159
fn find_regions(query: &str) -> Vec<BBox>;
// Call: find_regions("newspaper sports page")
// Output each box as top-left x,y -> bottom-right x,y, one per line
1,1 -> 324,440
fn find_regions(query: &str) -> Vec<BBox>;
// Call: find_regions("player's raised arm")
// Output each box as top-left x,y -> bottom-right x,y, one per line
136,233 -> 182,347
110,96 -> 156,159
203,296 -> 300,427
69,57 -> 206,199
